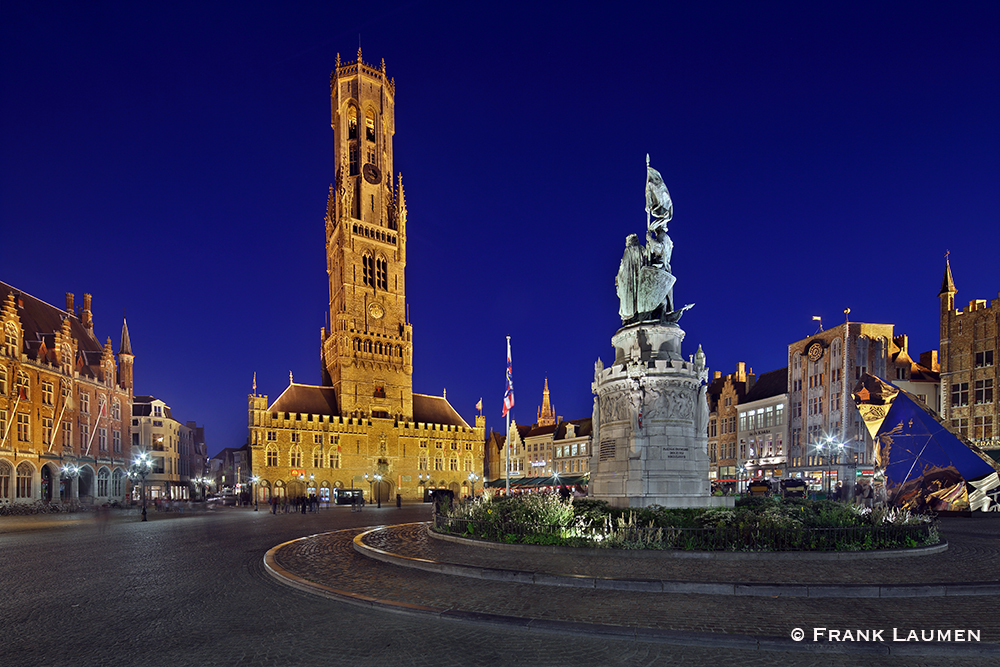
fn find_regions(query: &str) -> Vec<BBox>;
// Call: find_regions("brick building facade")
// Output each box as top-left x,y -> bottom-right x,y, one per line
0,283 -> 133,505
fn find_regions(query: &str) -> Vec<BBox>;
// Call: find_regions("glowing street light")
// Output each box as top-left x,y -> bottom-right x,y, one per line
250,475 -> 260,511
129,452 -> 154,521
468,472 -> 480,498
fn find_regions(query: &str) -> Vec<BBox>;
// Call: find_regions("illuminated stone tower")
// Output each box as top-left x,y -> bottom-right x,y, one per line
320,49 -> 413,420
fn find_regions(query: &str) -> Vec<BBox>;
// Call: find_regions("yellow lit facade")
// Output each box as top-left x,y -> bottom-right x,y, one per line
249,51 -> 484,502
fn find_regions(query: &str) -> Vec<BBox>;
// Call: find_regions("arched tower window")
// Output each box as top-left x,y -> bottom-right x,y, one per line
376,257 -> 388,290
365,109 -> 376,142
347,105 -> 358,140
362,254 -> 374,287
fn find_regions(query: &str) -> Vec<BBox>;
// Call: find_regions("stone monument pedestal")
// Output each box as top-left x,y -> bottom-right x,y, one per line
590,321 -> 733,509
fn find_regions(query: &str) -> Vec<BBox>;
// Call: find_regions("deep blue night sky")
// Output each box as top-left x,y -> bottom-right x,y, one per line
2,2 -> 998,456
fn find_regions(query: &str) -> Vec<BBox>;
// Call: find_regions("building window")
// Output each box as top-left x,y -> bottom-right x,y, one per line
266,446 -> 278,467
362,254 -> 374,287
449,458 -> 458,471
376,257 -> 387,290
16,413 -> 30,442
112,399 -> 121,420
951,382 -> 970,408
419,457 -> 428,471
952,417 -> 969,437
98,427 -> 107,451
349,146 -> 359,175
3,322 -> 18,356
113,430 -> 121,452
348,107 -> 358,140
16,462 -> 31,498
434,458 -> 443,471
112,469 -> 124,496
975,379 -> 994,404
975,351 -> 994,368
98,468 -> 109,496
313,448 -> 323,468
80,392 -> 90,415
314,434 -> 322,444
289,445 -> 302,468
974,415 -> 994,439
0,367 -> 6,395
365,110 -> 376,142
40,381 -> 54,405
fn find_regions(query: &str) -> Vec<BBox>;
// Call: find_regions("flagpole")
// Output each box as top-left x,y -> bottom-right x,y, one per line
505,336 -> 510,496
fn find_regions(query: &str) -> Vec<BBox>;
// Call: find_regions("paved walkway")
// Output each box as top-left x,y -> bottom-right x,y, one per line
265,514 -> 1000,655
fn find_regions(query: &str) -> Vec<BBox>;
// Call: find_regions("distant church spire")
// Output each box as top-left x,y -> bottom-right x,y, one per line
939,251 -> 957,297
537,378 -> 555,426
120,317 -> 133,356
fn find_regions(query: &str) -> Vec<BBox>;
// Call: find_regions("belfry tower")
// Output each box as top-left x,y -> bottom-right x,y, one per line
320,49 -> 413,420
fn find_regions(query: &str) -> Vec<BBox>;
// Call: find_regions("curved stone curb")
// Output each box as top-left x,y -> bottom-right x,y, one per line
428,523 -> 949,560
353,523 -> 997,598
267,528 -> 1000,656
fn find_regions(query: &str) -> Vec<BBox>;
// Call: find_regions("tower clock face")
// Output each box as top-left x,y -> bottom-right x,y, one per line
807,342 -> 823,362
362,163 -> 381,184
368,303 -> 384,319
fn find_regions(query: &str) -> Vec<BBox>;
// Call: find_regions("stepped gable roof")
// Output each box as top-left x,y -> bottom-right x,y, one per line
413,393 -> 469,428
743,367 -> 788,403
0,281 -> 104,362
555,417 -> 592,439
269,383 -> 340,416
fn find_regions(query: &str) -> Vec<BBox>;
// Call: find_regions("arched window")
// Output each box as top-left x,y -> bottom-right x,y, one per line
362,254 -> 374,287
97,468 -> 110,496
112,469 -> 124,497
364,340 -> 372,354
289,445 -> 303,468
353,338 -> 361,352
365,109 -> 376,142
0,366 -> 6,395
16,462 -> 32,499
347,105 -> 358,140
0,460 -> 11,499
313,447 -> 323,468
266,445 -> 278,467
375,257 -> 388,290
112,399 -> 121,421
4,322 -> 17,356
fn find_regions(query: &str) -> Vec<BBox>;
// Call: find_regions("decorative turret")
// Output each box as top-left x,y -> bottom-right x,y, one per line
118,318 -> 134,391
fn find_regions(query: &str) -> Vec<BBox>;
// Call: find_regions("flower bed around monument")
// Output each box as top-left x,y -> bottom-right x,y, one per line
432,492 -> 940,551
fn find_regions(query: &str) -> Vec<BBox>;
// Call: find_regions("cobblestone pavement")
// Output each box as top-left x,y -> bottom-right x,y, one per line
271,513 -> 1000,659
4,505 -> 998,667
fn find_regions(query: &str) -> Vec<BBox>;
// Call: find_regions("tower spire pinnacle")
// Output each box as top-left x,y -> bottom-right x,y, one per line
537,378 -> 555,426
939,251 -> 957,297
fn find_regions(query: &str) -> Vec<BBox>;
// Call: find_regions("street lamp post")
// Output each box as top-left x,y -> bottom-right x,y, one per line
364,473 -> 372,506
250,475 -> 260,511
468,472 -> 479,499
374,473 -> 382,508
60,464 -> 80,504
130,452 -> 153,521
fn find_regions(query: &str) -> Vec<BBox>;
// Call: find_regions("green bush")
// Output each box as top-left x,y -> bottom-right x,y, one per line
435,492 -> 937,552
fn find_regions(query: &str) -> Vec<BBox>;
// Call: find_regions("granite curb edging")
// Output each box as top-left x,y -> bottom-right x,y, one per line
352,523 -> 996,598
265,527 -> 1000,656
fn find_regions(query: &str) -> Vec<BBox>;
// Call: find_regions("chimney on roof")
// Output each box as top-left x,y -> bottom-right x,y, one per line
920,350 -> 940,372
82,293 -> 93,333
714,371 -> 721,379
66,293 -> 74,313
736,361 -> 746,381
